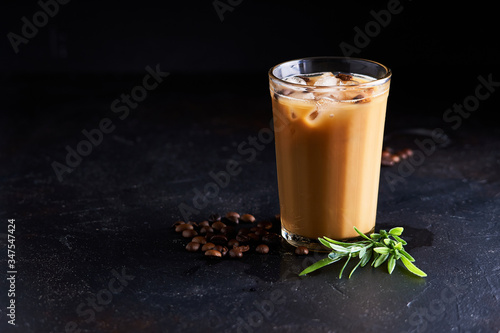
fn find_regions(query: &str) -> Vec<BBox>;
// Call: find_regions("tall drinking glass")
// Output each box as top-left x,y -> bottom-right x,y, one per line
269,57 -> 392,250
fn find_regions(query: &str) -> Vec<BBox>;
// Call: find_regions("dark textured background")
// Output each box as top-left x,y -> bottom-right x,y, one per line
1,1 -> 499,332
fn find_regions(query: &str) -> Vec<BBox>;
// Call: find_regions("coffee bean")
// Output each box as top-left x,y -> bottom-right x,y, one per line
395,151 -> 407,159
391,154 -> 401,163
205,249 -> 222,258
235,245 -> 250,252
382,147 -> 407,166
172,221 -> 185,227
257,221 -> 273,230
229,248 -> 243,258
247,233 -> 260,241
187,221 -> 198,228
201,242 -> 216,252
215,245 -> 228,256
397,148 -> 413,159
199,221 -> 210,227
381,155 -> 395,166
295,246 -> 309,255
182,229 -> 198,238
383,147 -> 394,154
210,234 -> 228,245
240,214 -> 255,223
199,226 -> 214,234
228,239 -> 239,248
237,228 -> 250,235
186,242 -> 200,252
226,212 -> 240,219
255,244 -> 269,254
255,229 -> 269,237
402,148 -> 414,157
220,226 -> 235,236
191,236 -> 207,244
211,221 -> 226,231
175,224 -> 194,233
261,233 -> 281,245
208,213 -> 221,222
236,234 -> 251,243
224,215 -> 239,225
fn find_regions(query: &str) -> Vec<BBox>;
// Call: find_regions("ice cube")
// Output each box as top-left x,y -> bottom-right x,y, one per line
327,90 -> 350,101
328,90 -> 368,101
315,97 -> 334,106
313,72 -> 339,86
283,75 -> 307,85
287,90 -> 315,100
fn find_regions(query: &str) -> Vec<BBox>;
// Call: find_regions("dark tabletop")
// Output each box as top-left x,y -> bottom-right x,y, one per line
1,69 -> 500,333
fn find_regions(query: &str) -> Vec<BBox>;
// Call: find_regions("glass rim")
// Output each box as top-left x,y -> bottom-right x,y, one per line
268,56 -> 392,89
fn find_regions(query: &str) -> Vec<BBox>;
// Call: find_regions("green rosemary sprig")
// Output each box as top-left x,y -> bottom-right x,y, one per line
299,226 -> 427,278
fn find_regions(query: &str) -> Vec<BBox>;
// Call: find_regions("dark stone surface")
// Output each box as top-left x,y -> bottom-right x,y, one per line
1,73 -> 500,333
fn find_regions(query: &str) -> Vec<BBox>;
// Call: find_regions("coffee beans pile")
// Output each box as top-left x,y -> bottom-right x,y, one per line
294,246 -> 309,255
173,212 -> 284,259
381,147 -> 414,166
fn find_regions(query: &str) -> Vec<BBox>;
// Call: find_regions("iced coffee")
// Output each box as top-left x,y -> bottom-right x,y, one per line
269,57 -> 391,250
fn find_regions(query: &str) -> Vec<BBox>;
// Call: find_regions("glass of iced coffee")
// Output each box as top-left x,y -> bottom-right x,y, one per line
269,57 -> 392,250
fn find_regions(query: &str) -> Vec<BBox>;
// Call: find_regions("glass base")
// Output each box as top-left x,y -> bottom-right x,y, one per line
281,226 -> 376,252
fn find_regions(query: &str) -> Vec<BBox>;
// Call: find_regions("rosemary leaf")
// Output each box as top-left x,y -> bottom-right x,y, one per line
299,226 -> 427,279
